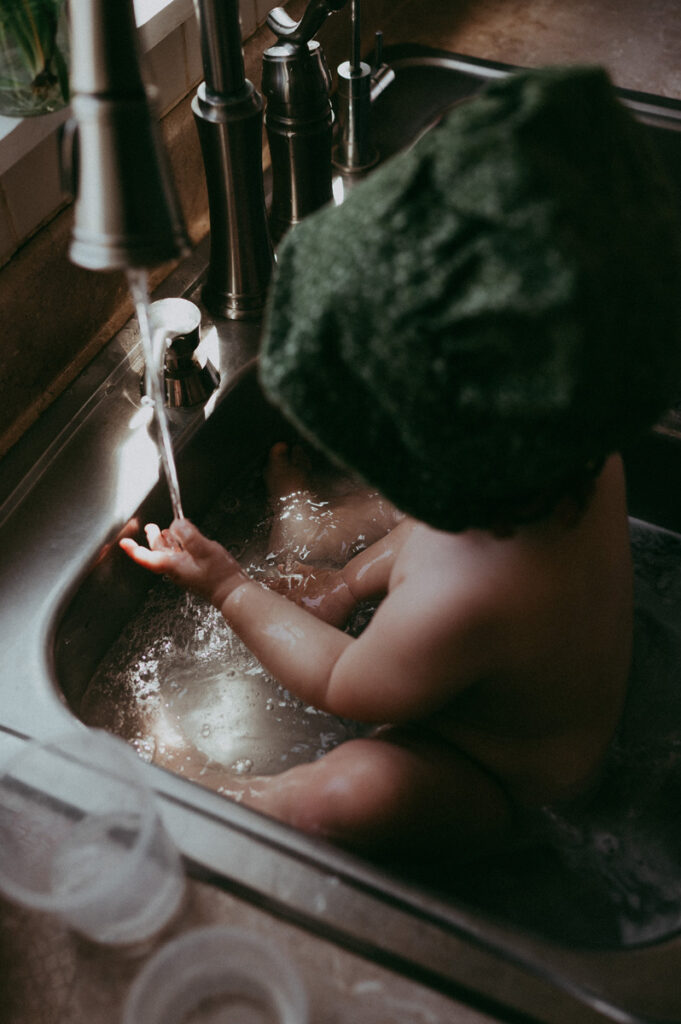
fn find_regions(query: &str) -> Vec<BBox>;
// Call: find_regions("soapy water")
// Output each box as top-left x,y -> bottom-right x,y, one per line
80,462 -> 375,794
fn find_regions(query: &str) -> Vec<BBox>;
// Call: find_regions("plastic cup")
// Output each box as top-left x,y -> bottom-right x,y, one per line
0,728 -> 185,944
123,925 -> 309,1024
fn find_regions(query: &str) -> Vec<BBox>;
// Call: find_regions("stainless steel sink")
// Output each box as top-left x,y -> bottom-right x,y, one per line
3,45 -> 681,1024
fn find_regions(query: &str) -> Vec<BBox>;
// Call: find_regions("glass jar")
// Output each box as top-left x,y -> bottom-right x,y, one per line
0,0 -> 69,117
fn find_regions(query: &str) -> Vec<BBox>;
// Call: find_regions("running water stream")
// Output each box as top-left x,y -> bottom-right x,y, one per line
127,268 -> 184,520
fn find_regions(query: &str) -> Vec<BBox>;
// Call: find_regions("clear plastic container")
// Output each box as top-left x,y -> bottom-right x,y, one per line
0,728 -> 185,944
123,925 -> 309,1024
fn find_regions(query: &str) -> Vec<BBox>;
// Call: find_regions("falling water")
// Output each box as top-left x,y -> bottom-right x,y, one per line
127,268 -> 184,520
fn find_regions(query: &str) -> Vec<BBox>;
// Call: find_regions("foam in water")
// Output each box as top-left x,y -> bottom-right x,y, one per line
81,463 -> 372,792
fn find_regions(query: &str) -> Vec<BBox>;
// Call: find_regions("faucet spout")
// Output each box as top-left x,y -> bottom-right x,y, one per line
66,0 -> 189,271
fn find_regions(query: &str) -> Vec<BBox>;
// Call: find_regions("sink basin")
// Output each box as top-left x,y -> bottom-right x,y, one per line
3,44 -> 681,1024
53,359 -> 681,944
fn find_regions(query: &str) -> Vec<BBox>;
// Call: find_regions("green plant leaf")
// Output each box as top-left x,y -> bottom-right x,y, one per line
53,37 -> 67,101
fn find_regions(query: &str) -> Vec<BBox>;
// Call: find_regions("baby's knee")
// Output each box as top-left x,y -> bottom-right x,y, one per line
291,741 -> 413,844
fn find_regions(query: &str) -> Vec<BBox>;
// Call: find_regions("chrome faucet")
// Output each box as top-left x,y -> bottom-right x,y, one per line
333,0 -> 395,173
65,0 -> 391,321
192,0 -> 274,319
66,0 -> 273,324
262,0 -> 348,242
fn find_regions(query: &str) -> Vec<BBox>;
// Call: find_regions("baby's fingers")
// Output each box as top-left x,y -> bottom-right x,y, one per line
143,523 -> 184,552
145,523 -> 162,548
119,537 -> 178,574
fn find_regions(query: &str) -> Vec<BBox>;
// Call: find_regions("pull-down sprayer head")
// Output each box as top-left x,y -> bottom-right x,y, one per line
67,0 -> 189,271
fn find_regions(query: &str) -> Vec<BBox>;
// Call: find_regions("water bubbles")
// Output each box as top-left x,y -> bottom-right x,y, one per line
318,731 -> 337,750
131,735 -> 156,763
79,458 -> 375,789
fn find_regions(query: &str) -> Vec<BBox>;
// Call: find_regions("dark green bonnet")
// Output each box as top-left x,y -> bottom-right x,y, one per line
259,66 -> 681,531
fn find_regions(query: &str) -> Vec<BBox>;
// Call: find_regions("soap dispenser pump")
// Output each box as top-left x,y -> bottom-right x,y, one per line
262,0 -> 348,243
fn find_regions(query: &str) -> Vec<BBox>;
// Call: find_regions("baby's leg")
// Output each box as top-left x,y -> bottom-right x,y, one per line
265,442 -> 323,563
265,442 -> 402,567
265,440 -> 313,500
238,730 -> 514,862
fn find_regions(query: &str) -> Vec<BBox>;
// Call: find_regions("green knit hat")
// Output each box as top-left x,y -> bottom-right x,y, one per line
259,66 -> 681,531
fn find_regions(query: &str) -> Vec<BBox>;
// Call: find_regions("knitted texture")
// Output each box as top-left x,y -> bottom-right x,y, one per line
260,66 -> 681,531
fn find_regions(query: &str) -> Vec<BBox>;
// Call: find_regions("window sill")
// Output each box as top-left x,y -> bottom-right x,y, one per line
0,0 -> 194,175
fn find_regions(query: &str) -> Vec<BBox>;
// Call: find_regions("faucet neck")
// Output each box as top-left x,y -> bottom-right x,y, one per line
191,0 -> 274,317
194,0 -> 245,97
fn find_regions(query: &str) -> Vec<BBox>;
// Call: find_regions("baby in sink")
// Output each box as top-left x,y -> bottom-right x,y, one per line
121,66 -> 681,862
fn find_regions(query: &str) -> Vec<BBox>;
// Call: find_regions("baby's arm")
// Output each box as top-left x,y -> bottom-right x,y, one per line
268,518 -> 413,626
121,518 -> 468,723
266,566 -> 359,626
121,519 -> 410,715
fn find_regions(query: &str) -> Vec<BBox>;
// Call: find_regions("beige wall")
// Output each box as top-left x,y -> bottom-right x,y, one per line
0,0 -> 678,459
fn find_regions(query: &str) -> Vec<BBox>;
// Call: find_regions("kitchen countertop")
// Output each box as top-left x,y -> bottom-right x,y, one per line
0,880 -> 498,1024
377,0 -> 680,100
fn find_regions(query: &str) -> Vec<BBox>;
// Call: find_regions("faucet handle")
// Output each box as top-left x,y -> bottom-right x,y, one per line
370,30 -> 396,102
267,0 -> 347,48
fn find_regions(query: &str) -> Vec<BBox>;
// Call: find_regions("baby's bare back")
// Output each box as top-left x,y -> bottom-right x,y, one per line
396,455 -> 632,809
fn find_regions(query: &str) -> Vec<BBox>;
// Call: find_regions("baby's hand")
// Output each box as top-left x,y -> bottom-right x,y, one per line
120,519 -> 247,608
265,562 -> 354,627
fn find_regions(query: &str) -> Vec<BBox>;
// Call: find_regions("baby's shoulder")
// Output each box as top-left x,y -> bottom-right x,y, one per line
393,524 -> 508,617
397,523 -> 512,582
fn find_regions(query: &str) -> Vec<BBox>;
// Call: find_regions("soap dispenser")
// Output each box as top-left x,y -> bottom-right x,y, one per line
262,0 -> 348,243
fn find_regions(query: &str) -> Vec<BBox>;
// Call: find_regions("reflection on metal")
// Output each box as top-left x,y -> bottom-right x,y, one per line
148,299 -> 220,409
